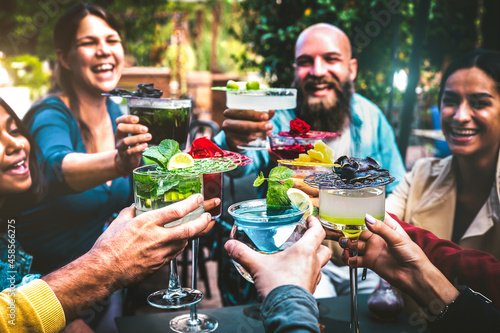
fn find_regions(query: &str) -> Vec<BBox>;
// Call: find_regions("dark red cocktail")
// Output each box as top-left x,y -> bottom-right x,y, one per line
203,173 -> 223,218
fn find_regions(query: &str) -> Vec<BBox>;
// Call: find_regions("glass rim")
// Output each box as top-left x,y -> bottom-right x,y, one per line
225,88 -> 297,96
127,98 -> 192,107
227,198 -> 308,224
132,164 -> 200,176
305,172 -> 395,189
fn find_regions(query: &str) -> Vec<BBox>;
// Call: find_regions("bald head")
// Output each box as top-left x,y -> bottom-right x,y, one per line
295,23 -> 352,60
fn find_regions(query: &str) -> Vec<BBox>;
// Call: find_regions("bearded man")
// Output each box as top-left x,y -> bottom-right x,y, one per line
214,23 -> 406,302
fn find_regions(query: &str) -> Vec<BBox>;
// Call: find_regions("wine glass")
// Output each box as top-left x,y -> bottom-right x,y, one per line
228,199 -> 309,282
133,165 -> 205,309
169,172 -> 223,332
225,88 -> 297,150
318,185 -> 385,333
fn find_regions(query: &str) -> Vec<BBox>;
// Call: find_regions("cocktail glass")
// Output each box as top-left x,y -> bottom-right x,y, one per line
227,199 -> 308,282
278,160 -> 332,180
128,98 -> 192,149
318,185 -> 385,333
203,172 -> 223,218
225,88 -> 297,150
170,173 -> 222,333
304,168 -> 394,333
269,134 -> 317,160
133,165 -> 204,309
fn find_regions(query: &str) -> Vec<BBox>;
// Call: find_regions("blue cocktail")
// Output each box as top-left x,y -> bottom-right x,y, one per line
228,199 -> 308,282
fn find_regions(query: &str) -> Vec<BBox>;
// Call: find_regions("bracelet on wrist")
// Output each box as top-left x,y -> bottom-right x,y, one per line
113,153 -> 129,178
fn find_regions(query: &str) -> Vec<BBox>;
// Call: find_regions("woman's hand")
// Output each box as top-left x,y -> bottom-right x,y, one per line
114,115 -> 151,175
339,214 -> 459,308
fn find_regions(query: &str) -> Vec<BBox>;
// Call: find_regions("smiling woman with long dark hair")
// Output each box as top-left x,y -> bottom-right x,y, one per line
18,2 -> 152,275
387,49 -> 500,260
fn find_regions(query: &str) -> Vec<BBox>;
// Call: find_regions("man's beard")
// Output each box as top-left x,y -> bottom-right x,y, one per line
294,76 -> 353,133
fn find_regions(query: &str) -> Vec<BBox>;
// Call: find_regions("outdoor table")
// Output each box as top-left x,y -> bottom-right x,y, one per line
115,294 -> 430,332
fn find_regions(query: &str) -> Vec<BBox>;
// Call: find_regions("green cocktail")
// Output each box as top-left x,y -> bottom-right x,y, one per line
133,164 -> 203,226
128,98 -> 191,149
319,186 -> 385,238
133,164 -> 204,309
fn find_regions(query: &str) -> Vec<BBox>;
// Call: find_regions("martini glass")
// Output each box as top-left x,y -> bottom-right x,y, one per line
227,199 -> 308,282
304,172 -> 394,333
133,165 -> 204,309
225,88 -> 297,150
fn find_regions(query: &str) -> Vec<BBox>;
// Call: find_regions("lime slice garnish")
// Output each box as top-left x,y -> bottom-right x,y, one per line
226,80 -> 240,90
167,153 -> 194,171
246,81 -> 260,90
287,188 -> 313,218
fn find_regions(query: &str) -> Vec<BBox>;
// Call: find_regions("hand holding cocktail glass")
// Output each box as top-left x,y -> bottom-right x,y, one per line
225,216 -> 331,299
304,156 -> 395,333
213,81 -> 297,150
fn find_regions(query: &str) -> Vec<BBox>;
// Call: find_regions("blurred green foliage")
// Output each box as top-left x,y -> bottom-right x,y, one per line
4,54 -> 50,100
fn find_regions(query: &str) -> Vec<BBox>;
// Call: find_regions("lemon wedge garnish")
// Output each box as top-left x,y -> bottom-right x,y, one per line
287,188 -> 313,218
167,153 -> 194,171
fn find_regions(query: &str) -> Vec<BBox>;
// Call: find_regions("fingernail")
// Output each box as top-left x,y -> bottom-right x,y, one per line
224,240 -> 235,253
132,116 -> 139,122
215,198 -> 221,206
206,213 -> 212,221
141,126 -> 148,132
366,213 -> 376,225
261,113 -> 269,120
339,238 -> 348,247
265,123 -> 273,130
145,133 -> 152,139
197,194 -> 204,203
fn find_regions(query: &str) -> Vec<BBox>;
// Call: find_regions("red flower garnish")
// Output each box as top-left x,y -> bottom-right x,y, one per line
189,137 -> 253,166
189,137 -> 224,159
289,118 -> 311,136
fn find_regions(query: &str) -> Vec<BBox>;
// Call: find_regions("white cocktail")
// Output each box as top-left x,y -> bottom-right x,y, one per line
226,88 -> 297,150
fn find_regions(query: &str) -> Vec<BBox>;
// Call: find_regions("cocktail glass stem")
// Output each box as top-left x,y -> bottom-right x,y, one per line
167,259 -> 185,297
170,238 -> 218,332
190,238 -> 200,325
349,238 -> 360,333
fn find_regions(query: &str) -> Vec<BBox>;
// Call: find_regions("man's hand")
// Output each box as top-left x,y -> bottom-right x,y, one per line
88,194 -> 214,288
42,194 -> 215,322
221,109 -> 275,151
224,216 -> 331,299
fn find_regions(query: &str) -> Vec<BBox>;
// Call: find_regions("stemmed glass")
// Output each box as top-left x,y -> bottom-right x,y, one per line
225,88 -> 297,150
228,199 -> 309,282
305,171 -> 394,333
133,165 -> 205,309
169,172 -> 223,332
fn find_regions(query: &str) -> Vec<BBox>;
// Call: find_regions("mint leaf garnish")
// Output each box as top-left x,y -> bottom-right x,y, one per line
269,166 -> 295,182
133,173 -> 158,198
159,139 -> 181,160
253,166 -> 294,208
253,171 -> 265,187
143,146 -> 168,169
267,180 -> 292,207
283,178 -> 294,189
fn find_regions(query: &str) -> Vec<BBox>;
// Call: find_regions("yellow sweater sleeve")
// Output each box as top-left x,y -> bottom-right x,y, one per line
0,279 -> 66,333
